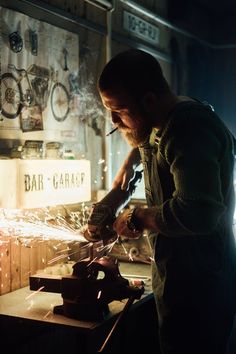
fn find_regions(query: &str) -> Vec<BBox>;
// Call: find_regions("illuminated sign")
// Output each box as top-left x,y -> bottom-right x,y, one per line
0,159 -> 91,209
123,10 -> 160,45
18,159 -> 91,208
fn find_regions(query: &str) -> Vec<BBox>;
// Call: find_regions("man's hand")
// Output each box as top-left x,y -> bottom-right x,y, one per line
113,208 -> 143,239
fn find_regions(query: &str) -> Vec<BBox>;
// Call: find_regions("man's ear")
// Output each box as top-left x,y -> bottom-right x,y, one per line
141,92 -> 157,112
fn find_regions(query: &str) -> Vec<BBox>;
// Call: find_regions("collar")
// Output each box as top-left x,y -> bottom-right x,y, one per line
138,128 -> 161,149
149,128 -> 161,147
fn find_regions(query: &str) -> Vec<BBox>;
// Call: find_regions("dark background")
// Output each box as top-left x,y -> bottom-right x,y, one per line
167,0 -> 236,136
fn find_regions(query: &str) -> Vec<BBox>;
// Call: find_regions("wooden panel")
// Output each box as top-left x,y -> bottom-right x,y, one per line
10,237 -> 21,291
37,238 -> 48,272
46,239 -> 70,267
29,239 -> 39,276
20,238 -> 31,288
0,235 -> 11,295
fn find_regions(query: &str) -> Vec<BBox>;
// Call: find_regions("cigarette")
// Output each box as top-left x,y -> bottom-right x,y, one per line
106,127 -> 118,136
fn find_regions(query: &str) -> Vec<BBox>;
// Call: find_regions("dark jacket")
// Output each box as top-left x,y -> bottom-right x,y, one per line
139,101 -> 236,316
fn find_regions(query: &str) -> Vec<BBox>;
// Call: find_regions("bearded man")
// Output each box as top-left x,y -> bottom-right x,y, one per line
98,49 -> 236,354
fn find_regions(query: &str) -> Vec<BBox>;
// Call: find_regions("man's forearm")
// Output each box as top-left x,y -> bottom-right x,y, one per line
123,147 -> 141,169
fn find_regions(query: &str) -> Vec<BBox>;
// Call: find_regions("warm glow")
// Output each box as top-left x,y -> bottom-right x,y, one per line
0,207 -> 87,242
0,159 -> 91,209
18,159 -> 91,208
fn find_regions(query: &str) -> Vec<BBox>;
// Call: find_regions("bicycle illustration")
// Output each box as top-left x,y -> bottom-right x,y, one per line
0,64 -> 70,122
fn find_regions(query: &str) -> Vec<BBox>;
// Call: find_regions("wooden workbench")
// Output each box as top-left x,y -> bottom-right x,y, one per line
0,262 -> 160,354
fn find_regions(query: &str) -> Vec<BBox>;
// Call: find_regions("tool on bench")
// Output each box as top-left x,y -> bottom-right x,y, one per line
29,255 -> 144,321
83,170 -> 143,244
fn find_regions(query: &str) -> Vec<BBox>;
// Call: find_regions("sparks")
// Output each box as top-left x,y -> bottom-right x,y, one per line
25,286 -> 45,300
0,207 -> 88,242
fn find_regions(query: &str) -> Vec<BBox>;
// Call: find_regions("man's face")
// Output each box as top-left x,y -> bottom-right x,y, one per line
100,89 -> 152,147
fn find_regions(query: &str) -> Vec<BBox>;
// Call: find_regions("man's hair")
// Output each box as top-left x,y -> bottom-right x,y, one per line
98,49 -> 170,98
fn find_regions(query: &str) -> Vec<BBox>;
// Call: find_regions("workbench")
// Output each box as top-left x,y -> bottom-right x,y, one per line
0,262 -> 160,354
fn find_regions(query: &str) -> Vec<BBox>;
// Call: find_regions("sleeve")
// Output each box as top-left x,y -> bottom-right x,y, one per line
154,109 -> 229,236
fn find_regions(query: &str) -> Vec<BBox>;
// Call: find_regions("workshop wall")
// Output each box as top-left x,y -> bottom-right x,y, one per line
1,0 -> 235,196
1,0 -> 236,296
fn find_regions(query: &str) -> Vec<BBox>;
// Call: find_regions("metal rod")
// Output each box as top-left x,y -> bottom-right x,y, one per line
84,0 -> 113,10
97,295 -> 136,352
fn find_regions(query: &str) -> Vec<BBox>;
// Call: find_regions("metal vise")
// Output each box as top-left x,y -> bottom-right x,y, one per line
29,255 -> 144,321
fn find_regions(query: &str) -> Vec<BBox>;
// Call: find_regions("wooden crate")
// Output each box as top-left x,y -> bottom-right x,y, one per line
0,234 -> 81,294
0,235 -> 11,295
10,237 -> 21,291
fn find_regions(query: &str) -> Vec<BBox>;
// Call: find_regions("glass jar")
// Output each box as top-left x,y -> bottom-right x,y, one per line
45,142 -> 63,159
21,140 -> 44,159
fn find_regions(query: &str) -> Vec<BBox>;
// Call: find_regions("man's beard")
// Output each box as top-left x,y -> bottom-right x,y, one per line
120,125 -> 152,147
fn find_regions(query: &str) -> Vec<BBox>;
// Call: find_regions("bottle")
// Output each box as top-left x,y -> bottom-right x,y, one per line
63,149 -> 75,160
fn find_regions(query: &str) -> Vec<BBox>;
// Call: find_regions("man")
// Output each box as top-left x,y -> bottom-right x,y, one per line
97,49 -> 236,354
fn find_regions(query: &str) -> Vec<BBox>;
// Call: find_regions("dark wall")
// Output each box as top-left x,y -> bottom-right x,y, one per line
212,49 -> 236,136
168,0 -> 236,137
186,45 -> 236,136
